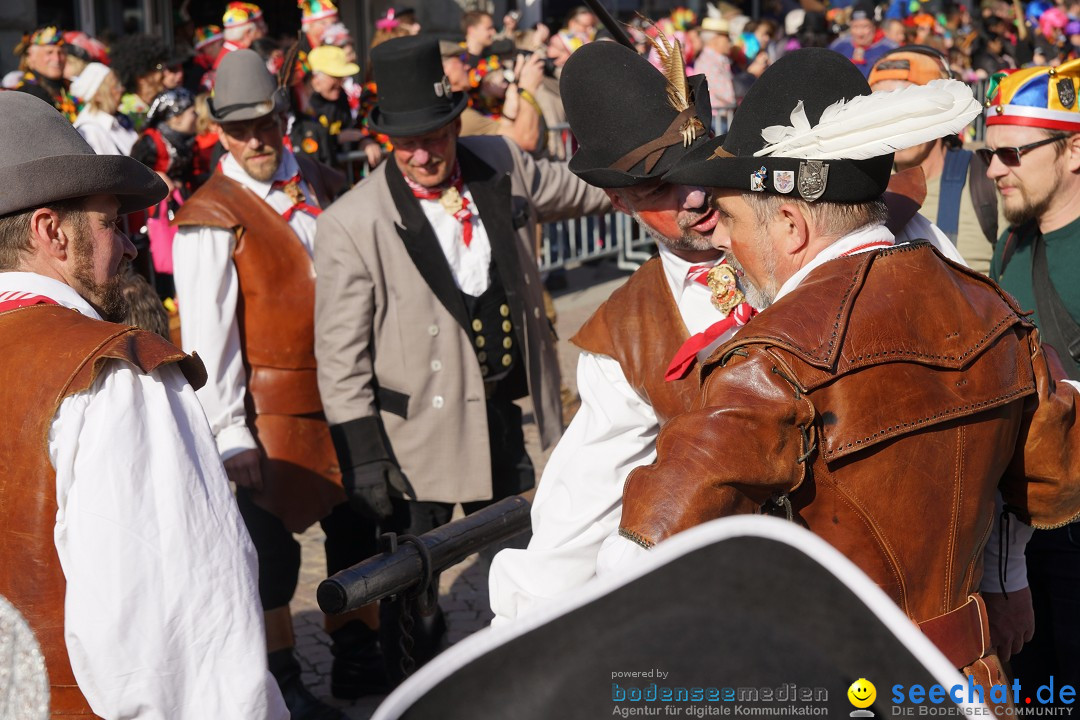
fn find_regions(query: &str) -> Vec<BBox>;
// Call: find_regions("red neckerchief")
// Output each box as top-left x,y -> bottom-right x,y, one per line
402,163 -> 474,247
0,291 -> 59,313
270,174 -> 322,221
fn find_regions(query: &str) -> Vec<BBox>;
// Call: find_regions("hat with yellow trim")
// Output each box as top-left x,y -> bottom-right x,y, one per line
194,25 -> 223,49
985,59 -> 1080,133
14,27 -> 64,57
308,45 -> 358,78
299,0 -> 338,24
223,2 -> 263,29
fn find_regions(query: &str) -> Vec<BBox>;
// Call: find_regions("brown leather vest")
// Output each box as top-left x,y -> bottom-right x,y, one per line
0,304 -> 204,718
571,257 -> 698,424
173,163 -> 344,532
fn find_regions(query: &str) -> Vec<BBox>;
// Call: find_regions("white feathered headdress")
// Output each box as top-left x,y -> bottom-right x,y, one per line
753,79 -> 981,160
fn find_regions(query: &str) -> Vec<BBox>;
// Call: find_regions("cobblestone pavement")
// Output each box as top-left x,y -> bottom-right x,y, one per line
290,262 -> 633,719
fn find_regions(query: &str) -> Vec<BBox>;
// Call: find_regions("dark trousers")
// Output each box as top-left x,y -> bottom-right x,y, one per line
1011,523 -> 1080,706
381,396 -> 534,682
236,489 -> 380,611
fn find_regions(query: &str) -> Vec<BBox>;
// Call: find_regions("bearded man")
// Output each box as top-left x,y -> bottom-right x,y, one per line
488,39 -> 979,627
986,58 -> 1080,702
0,91 -> 286,719
172,50 -> 371,720
614,48 -> 1080,698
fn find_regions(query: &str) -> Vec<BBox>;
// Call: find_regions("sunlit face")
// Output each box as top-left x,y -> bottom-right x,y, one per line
611,181 -> 718,255
985,124 -> 1069,226
442,56 -> 470,92
219,113 -> 285,182
66,194 -> 137,322
96,71 -> 124,115
162,63 -> 183,90
849,18 -> 876,45
391,120 -> 459,188
468,15 -> 496,47
27,44 -> 66,80
710,190 -> 783,308
306,16 -> 335,46
311,71 -> 344,101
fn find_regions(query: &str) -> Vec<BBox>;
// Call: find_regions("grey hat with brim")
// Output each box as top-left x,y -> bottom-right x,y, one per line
208,48 -> 287,123
0,92 -> 167,216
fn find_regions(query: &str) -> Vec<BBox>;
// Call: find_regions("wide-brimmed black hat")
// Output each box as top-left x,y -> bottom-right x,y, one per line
664,48 -> 894,203
561,41 -> 713,188
368,36 -> 468,138
0,92 -> 166,216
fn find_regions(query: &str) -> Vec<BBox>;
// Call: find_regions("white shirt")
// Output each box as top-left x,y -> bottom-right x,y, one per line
488,247 -> 732,626
0,272 -> 287,720
172,149 -> 320,460
490,220 -> 1029,625
416,183 -> 493,297
73,108 -> 138,156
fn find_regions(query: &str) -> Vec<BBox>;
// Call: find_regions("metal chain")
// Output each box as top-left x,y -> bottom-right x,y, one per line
396,594 -> 417,678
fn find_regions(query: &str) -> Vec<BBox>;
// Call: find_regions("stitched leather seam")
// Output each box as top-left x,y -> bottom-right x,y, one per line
963,515 -> 994,596
619,527 -> 655,549
844,314 -> 1017,365
819,474 -> 908,613
945,424 -> 963,613
827,385 -> 1034,456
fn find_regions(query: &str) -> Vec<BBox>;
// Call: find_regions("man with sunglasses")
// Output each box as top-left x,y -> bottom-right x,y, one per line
986,59 -> 1080,703
172,50 -> 378,719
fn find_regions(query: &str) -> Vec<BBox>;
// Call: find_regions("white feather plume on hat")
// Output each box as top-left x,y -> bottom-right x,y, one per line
754,79 -> 981,160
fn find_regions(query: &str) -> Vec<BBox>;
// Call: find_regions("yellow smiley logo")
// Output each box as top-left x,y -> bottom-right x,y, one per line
847,678 -> 877,709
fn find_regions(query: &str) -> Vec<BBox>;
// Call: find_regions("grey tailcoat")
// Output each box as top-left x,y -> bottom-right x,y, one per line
314,135 -> 610,503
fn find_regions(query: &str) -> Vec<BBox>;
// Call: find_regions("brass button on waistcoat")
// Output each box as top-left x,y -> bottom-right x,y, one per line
499,304 -> 510,317
501,353 -> 512,367
475,336 -> 485,348
502,320 -> 511,333
472,319 -> 483,332
503,337 -> 512,349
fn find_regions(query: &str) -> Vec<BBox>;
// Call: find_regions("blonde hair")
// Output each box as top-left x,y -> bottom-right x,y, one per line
194,92 -> 214,135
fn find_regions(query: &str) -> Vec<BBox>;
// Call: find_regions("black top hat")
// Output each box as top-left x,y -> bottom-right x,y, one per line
561,41 -> 713,188
368,36 -> 468,138
664,48 -> 893,203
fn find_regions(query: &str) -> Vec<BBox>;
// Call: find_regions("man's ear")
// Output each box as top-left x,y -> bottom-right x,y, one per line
28,208 -> 69,261
774,201 -> 811,258
606,189 -> 630,215
1065,133 -> 1080,174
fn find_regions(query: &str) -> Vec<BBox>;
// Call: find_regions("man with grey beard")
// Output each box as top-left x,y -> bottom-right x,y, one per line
489,40 -> 751,625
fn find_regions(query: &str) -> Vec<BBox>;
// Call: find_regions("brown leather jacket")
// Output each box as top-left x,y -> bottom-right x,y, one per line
0,304 -> 204,718
173,156 -> 344,532
620,242 -> 1080,673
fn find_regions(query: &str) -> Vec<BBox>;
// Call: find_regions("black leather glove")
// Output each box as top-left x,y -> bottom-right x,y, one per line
330,416 -> 403,522
342,460 -> 401,521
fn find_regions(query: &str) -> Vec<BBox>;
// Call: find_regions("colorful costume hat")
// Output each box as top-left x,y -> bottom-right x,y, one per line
14,27 -> 63,57
223,2 -> 263,29
299,0 -> 338,24
984,59 -> 1080,133
194,25 -> 223,50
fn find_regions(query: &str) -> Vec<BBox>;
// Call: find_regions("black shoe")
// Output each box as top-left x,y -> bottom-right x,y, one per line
268,649 -> 349,720
330,620 -> 391,699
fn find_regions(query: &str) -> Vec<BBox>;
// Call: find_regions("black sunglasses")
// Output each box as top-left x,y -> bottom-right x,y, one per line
975,134 -> 1069,167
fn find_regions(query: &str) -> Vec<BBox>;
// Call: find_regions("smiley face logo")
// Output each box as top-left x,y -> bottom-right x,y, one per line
848,678 -> 877,709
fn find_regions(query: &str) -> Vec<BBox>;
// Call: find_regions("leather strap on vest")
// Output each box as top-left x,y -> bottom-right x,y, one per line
917,594 -> 990,670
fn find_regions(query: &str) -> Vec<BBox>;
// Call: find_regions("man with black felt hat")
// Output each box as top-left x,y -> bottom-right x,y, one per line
171,49 -> 376,719
0,91 -> 287,718
313,35 -> 608,670
487,33 -> 754,624
609,46 -> 1080,698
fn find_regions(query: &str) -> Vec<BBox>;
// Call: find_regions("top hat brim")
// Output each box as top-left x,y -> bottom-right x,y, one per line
663,135 -> 893,203
566,73 -> 713,189
0,153 -> 167,216
367,91 -> 468,138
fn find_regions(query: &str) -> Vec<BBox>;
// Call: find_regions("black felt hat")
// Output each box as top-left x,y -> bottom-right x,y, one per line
370,517 -> 976,720
664,48 -> 894,203
561,41 -> 714,188
368,36 -> 467,138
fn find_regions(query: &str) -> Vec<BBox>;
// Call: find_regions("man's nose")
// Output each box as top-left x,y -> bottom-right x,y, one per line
412,147 -> 430,165
710,221 -> 731,252
682,186 -> 707,210
120,232 -> 138,262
